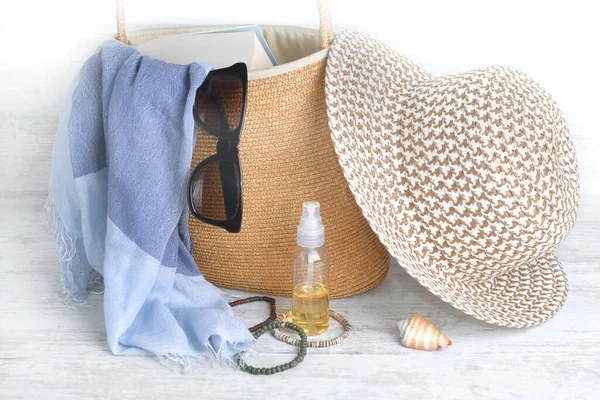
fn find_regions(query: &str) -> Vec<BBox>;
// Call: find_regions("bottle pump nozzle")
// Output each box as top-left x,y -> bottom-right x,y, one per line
297,201 -> 325,248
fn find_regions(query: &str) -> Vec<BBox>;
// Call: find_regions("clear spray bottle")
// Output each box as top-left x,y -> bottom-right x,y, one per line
292,201 -> 330,336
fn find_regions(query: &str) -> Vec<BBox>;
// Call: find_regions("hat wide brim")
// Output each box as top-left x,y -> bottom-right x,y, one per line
401,251 -> 568,328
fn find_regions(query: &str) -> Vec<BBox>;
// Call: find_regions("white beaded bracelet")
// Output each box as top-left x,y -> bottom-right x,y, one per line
272,309 -> 352,348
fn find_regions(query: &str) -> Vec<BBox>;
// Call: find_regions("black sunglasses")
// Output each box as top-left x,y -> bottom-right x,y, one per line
188,63 -> 248,233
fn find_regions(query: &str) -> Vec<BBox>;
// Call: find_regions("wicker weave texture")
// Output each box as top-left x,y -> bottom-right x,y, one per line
189,59 -> 389,298
325,30 -> 580,327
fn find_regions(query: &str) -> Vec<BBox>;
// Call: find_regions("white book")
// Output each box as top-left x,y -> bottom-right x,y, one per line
136,25 -> 277,71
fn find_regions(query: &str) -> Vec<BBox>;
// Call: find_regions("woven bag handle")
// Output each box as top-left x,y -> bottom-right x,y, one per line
115,0 -> 334,49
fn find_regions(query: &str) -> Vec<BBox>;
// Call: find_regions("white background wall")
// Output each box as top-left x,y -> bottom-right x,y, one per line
1,0 -> 598,198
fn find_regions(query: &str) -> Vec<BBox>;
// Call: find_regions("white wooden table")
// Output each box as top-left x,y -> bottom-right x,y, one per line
1,190 -> 598,399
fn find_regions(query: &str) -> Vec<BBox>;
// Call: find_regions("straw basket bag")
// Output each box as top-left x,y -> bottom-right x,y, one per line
115,0 -> 389,298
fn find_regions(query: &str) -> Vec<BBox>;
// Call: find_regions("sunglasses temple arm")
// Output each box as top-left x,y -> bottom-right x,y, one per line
208,88 -> 237,218
207,86 -> 230,131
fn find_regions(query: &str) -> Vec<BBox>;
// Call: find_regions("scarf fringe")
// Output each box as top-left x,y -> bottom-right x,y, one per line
45,192 -> 98,308
157,341 -> 253,373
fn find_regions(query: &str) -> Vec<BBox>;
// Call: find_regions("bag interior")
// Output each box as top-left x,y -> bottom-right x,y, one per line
127,25 -> 324,67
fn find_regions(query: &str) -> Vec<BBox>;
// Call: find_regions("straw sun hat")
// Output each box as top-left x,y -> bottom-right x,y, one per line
325,30 -> 579,328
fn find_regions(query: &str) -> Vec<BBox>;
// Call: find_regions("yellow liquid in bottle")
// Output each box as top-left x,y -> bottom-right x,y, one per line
292,283 -> 329,336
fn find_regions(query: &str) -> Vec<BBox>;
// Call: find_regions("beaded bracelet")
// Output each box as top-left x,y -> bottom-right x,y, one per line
238,321 -> 308,375
272,309 -> 352,348
229,296 -> 277,333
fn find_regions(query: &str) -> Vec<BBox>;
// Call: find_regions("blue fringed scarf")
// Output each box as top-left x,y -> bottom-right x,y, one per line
47,41 -> 254,366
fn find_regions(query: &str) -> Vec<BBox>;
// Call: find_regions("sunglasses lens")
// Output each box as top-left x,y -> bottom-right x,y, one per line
195,74 -> 244,133
190,160 -> 240,221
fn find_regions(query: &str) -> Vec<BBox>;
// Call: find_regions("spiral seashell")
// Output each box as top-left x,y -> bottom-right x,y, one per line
397,314 -> 452,351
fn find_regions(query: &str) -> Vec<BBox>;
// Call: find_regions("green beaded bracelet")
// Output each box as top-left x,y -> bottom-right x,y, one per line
238,321 -> 308,375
